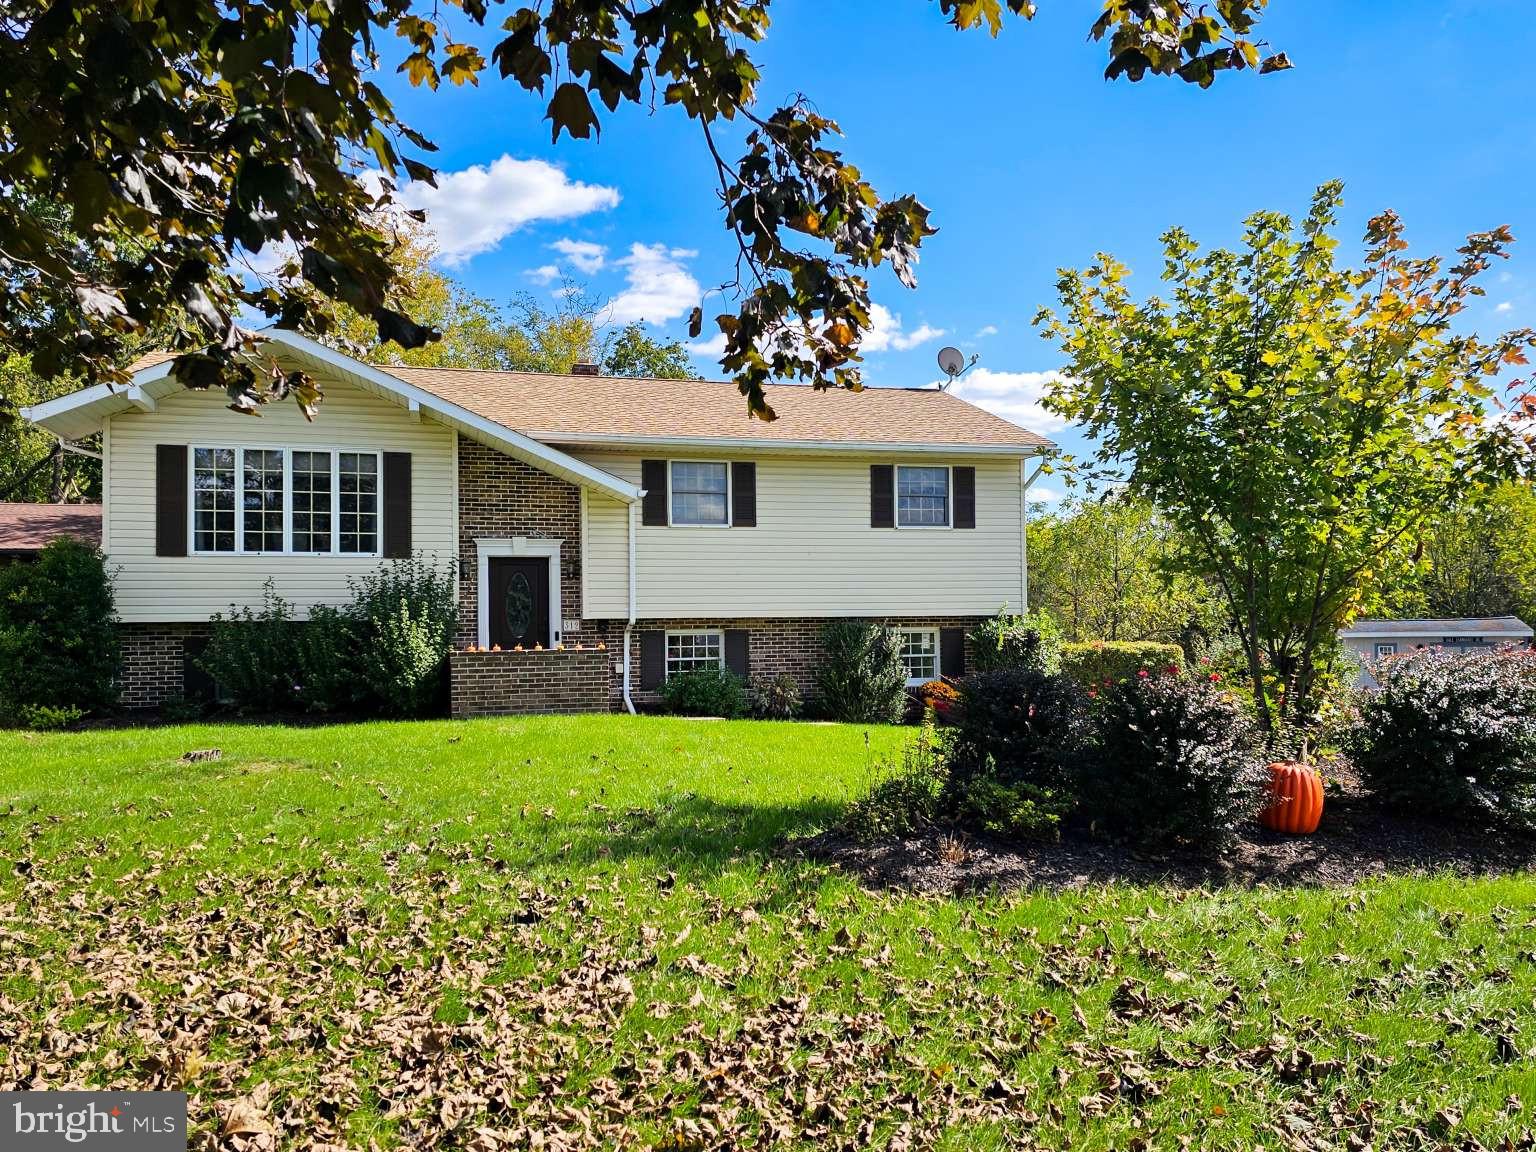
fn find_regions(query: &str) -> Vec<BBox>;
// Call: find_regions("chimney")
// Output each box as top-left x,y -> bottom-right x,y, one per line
570,361 -> 601,376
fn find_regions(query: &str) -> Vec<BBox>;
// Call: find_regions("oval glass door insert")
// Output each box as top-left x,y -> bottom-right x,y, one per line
505,572 -> 534,640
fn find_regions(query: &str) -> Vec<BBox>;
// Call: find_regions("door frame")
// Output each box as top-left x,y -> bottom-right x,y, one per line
476,537 -> 562,650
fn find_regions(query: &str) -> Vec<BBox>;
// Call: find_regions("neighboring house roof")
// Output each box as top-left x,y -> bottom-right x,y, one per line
35,332 -> 1054,457
384,365 -> 1054,453
0,503 -> 102,556
1339,616 -> 1534,639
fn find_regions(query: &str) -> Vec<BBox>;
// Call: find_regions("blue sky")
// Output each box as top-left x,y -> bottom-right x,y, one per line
377,1 -> 1535,497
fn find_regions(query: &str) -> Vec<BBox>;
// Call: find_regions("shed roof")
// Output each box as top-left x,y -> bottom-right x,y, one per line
1339,616 -> 1534,638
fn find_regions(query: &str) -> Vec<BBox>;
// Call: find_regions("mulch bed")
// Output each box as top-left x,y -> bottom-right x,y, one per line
796,763 -> 1536,894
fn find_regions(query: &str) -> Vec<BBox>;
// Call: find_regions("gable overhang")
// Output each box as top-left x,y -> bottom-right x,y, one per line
21,329 -> 641,504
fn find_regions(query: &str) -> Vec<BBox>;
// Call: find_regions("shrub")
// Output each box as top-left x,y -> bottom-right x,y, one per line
201,581 -> 300,713
915,678 -> 962,725
968,610 -> 1062,675
815,619 -> 907,724
293,603 -> 359,714
0,537 -> 120,725
1059,641 -> 1184,690
1344,647 -> 1536,831
1080,668 -> 1263,853
747,672 -> 801,720
347,558 -> 457,717
20,703 -> 84,731
843,718 -> 946,840
662,667 -> 747,718
943,667 -> 1090,841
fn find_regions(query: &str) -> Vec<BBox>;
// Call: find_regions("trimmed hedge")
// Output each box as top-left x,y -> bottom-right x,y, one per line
1059,641 -> 1184,689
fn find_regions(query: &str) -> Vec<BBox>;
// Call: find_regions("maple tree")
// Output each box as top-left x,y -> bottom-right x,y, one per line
0,1 -> 1287,420
1039,182 -> 1536,733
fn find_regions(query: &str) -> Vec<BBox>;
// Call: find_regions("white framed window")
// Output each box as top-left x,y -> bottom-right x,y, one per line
670,460 -> 730,526
666,629 -> 724,679
898,628 -> 939,685
1373,642 -> 1398,659
190,447 -> 381,557
896,465 -> 950,528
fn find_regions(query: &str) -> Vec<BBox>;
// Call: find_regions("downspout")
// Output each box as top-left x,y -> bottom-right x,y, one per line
622,498 -> 639,715
1020,455 -> 1047,612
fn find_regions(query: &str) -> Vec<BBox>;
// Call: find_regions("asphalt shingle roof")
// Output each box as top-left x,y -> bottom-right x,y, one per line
0,503 -> 102,555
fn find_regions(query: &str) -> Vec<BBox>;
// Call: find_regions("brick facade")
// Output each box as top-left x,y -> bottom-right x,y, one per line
450,648 -> 612,716
118,622 -> 213,709
587,615 -> 988,709
455,436 -> 596,649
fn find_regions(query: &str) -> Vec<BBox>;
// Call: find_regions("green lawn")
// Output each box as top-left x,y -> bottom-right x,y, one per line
2,715 -> 1533,1150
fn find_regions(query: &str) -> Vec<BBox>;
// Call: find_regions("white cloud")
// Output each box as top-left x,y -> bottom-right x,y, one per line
394,156 -> 620,265
604,243 -> 702,325
974,324 -> 999,338
688,332 -> 727,358
1496,301 -> 1514,313
1029,485 -> 1064,504
862,303 -> 946,353
551,238 -> 607,274
525,264 -> 560,285
938,367 -> 1071,434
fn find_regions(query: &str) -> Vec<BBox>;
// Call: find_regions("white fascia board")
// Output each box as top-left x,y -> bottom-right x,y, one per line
261,330 -> 642,503
530,430 -> 1056,457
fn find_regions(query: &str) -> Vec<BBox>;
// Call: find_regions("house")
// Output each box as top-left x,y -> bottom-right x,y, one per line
0,502 -> 102,560
21,329 -> 1054,716
1338,616 -> 1534,686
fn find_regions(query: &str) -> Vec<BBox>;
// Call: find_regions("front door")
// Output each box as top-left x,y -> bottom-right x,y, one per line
488,557 -> 550,649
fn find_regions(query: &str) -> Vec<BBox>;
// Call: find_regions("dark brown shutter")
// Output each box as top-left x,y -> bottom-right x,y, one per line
870,464 -> 894,528
641,459 -> 668,526
731,462 -> 757,527
940,628 -> 966,678
725,629 -> 750,678
382,452 -> 412,558
640,630 -> 665,690
954,466 -> 976,529
155,444 -> 188,557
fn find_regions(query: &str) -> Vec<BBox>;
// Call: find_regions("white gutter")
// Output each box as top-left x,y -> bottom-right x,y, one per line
1020,459 -> 1048,612
531,431 -> 1056,458
621,499 -> 639,715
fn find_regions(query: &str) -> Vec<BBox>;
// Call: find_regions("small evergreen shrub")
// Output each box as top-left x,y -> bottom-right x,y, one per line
0,537 -> 119,725
201,582 -> 300,713
1059,641 -> 1184,690
347,558 -> 457,717
943,667 -> 1090,841
843,718 -> 946,840
20,703 -> 84,731
662,667 -> 747,718
747,672 -> 801,720
968,610 -> 1062,675
1344,647 -> 1536,831
1080,667 -> 1263,853
815,619 -> 907,724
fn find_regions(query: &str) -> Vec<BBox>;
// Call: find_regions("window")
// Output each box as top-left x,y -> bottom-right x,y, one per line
291,451 -> 333,554
192,447 -> 236,552
190,447 -> 380,556
666,630 -> 724,679
671,461 -> 729,526
896,465 -> 949,527
338,452 -> 379,554
242,448 -> 285,553
898,628 -> 939,684
1373,642 -> 1398,659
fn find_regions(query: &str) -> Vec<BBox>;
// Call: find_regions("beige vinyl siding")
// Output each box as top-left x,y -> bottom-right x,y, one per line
578,451 -> 1024,619
107,374 -> 455,623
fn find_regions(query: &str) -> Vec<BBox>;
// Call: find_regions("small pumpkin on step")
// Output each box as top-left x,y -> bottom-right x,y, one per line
1259,760 -> 1324,835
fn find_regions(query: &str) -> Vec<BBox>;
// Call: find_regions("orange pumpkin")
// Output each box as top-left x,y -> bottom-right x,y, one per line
1258,761 -> 1324,834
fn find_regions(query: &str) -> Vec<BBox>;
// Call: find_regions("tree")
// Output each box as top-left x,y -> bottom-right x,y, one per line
1388,483 -> 1536,622
0,1 -> 1288,421
604,324 -> 696,380
1029,495 -> 1224,646
1039,183 -> 1536,734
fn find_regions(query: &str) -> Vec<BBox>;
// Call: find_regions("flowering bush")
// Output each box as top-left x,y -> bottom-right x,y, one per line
1344,646 -> 1536,830
1078,666 -> 1264,853
915,678 -> 962,724
747,672 -> 802,720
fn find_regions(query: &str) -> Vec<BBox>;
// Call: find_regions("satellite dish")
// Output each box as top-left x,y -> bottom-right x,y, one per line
937,346 -> 966,378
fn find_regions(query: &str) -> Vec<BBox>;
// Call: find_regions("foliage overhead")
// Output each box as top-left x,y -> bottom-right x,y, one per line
1039,182 -> 1536,733
0,0 -> 1285,421
1387,482 -> 1536,624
